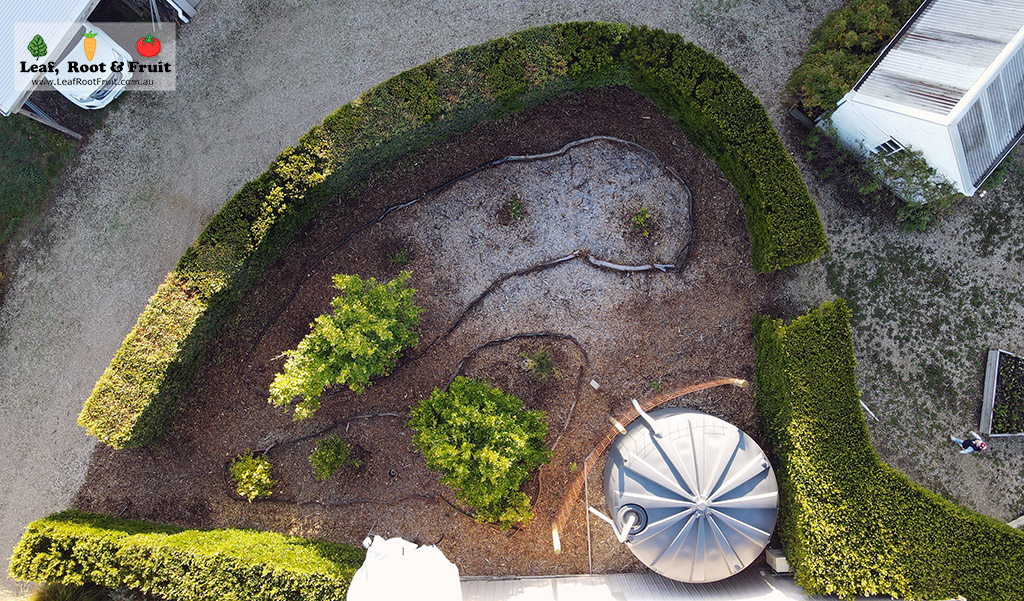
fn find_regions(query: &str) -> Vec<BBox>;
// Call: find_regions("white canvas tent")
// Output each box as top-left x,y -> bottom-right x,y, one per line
829,0 -> 1024,196
347,536 -> 462,601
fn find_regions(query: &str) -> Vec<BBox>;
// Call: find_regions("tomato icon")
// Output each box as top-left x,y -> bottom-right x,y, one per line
136,34 -> 161,57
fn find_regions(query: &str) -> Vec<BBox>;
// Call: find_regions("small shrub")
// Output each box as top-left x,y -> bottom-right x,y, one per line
804,126 -> 960,231
786,0 -> 923,117
520,347 -> 555,381
630,207 -> 651,237
387,248 -> 410,266
506,196 -> 525,220
310,435 -> 362,480
230,452 -> 274,501
269,271 -> 421,419
865,148 -> 963,232
409,376 -> 551,529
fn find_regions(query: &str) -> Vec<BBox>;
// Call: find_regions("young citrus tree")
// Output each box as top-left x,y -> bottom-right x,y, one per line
409,376 -> 550,529
269,271 -> 420,419
230,452 -> 274,501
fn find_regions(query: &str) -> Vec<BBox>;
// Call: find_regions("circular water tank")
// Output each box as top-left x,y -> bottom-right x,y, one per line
603,408 -> 778,583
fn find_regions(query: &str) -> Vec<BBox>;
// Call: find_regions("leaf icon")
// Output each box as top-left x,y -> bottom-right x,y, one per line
28,34 -> 47,60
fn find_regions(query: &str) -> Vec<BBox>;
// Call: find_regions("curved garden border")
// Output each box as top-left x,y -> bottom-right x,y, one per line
754,300 -> 1024,600
79,21 -> 826,450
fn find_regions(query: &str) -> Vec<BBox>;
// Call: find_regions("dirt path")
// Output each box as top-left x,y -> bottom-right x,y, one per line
0,1 -> 841,597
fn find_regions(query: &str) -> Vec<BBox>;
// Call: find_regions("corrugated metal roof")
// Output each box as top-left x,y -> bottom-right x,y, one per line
462,571 -> 809,601
1,0 -> 102,115
461,571 -> 902,601
855,0 -> 1024,115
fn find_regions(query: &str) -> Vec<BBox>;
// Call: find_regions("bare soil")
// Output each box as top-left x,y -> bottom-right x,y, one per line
73,87 -> 781,576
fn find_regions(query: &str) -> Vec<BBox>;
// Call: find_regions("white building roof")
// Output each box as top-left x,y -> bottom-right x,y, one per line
461,571 -> 900,601
854,0 -> 1024,115
0,0 -> 101,115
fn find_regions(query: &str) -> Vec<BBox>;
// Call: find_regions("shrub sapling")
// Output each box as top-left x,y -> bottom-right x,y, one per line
230,452 -> 274,501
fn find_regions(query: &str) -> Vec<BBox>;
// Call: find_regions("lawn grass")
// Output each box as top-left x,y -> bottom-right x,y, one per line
0,115 -> 75,250
788,144 -> 1024,516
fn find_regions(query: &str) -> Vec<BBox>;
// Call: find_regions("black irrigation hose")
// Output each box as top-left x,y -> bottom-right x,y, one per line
239,331 -> 586,534
241,135 -> 694,370
226,451 -> 522,536
226,135 -> 698,531
260,411 -> 407,455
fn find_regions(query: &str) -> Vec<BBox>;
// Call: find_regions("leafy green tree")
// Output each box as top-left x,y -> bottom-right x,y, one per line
409,376 -> 550,529
269,271 -> 420,419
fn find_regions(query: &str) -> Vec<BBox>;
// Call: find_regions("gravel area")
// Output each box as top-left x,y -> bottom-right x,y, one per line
0,0 -> 842,597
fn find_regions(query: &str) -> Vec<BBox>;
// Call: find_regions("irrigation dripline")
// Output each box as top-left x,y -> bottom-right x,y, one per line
241,135 -> 694,369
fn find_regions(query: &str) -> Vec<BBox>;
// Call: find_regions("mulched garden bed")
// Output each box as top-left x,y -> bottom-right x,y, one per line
73,86 -> 784,576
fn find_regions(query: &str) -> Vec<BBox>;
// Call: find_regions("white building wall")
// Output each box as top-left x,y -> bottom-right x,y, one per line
829,93 -> 970,195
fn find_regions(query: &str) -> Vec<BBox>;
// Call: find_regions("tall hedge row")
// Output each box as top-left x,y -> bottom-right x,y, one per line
80,22 -> 826,448
8,511 -> 365,601
753,300 -> 1024,601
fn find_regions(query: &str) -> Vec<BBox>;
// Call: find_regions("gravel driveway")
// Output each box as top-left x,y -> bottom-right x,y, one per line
0,0 -> 840,597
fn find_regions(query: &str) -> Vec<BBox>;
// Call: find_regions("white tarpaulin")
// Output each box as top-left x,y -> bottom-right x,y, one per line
347,535 -> 462,601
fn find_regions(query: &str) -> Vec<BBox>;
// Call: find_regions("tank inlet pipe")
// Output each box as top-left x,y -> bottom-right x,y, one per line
588,506 -> 636,543
551,377 -> 749,553
632,398 -> 661,437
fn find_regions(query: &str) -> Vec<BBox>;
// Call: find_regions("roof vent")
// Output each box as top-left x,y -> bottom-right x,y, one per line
599,406 -> 778,583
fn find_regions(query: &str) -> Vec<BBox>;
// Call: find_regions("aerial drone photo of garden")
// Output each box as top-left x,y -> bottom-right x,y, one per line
72,82 -> 783,577
10,18 -> 1024,601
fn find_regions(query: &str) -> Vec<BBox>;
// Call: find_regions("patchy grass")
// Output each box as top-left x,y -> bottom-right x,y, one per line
787,145 -> 1024,519
0,115 -> 75,248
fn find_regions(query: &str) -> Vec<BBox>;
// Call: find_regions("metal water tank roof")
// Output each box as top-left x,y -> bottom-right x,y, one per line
603,408 -> 778,583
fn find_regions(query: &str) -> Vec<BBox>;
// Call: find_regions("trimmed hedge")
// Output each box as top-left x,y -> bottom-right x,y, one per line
80,22 -> 826,448
753,300 -> 1024,601
8,511 -> 365,601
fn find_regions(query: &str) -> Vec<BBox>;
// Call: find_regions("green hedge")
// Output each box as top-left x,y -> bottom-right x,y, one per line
8,511 -> 365,601
80,22 -> 825,448
753,300 -> 1024,601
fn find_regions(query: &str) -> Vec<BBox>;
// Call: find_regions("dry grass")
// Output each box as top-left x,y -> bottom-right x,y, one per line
785,147 -> 1024,519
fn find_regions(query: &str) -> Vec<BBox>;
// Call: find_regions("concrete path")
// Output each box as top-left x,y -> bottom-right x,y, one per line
0,0 -> 839,597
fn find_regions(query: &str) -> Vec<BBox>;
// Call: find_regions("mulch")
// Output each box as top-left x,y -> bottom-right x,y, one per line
74,86 -> 783,577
